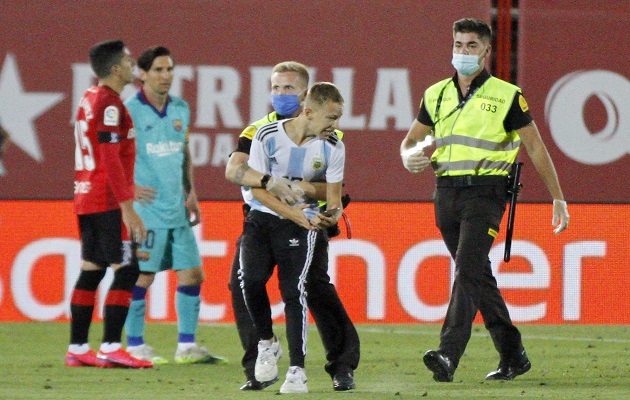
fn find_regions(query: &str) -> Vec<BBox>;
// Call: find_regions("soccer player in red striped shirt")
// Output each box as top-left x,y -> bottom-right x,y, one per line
66,39 -> 151,369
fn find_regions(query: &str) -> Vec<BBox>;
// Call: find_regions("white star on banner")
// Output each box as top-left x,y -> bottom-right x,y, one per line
0,53 -> 64,164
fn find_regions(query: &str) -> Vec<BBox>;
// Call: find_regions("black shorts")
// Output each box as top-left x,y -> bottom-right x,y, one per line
78,209 -> 132,267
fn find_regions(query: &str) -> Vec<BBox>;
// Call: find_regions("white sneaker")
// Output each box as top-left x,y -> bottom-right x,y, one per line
174,344 -> 227,365
254,338 -> 282,382
280,366 -> 308,394
127,344 -> 168,365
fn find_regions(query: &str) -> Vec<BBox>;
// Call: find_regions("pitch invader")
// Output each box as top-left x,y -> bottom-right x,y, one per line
239,82 -> 347,393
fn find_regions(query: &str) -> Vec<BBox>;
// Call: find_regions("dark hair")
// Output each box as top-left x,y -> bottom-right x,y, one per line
305,82 -> 344,107
453,18 -> 492,42
89,40 -> 126,78
137,46 -> 172,72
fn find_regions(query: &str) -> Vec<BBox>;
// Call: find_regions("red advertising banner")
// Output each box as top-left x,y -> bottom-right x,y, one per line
0,0 -> 630,203
518,0 -> 630,202
1,201 -> 628,324
4,1 -> 628,203
0,1 -> 489,202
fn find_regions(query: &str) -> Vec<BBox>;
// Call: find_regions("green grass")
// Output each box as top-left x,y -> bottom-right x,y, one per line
0,323 -> 628,399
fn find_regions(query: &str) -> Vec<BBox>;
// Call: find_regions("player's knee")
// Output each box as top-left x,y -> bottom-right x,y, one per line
81,260 -> 108,270
111,264 -> 140,292
135,272 -> 155,288
75,268 -> 107,291
177,267 -> 204,286
192,267 -> 205,285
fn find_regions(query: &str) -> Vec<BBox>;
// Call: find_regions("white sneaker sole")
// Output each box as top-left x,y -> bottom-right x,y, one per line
279,382 -> 308,394
255,365 -> 278,383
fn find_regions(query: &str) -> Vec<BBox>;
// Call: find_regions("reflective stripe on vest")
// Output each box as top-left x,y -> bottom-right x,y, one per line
424,76 -> 521,176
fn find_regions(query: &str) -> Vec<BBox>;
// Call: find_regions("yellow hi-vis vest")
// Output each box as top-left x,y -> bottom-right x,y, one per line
424,76 -> 522,177
240,112 -> 280,140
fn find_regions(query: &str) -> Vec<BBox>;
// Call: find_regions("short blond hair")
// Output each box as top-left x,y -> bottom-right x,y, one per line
272,61 -> 309,87
305,82 -> 344,108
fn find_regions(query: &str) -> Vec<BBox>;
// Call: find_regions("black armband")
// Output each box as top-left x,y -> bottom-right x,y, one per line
260,174 -> 272,189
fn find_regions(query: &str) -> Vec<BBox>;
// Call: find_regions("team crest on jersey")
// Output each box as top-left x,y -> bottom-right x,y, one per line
173,119 -> 183,132
312,156 -> 324,170
103,105 -> 120,126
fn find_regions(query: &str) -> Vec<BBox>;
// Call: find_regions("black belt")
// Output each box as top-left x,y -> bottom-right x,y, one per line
436,175 -> 507,187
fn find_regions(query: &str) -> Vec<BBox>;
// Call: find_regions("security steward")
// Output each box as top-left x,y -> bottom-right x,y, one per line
400,18 -> 569,383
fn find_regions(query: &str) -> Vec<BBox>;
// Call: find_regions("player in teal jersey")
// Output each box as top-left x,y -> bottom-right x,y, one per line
123,46 -> 225,365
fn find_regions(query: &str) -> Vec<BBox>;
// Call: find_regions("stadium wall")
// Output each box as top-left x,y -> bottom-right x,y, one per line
0,1 -> 627,202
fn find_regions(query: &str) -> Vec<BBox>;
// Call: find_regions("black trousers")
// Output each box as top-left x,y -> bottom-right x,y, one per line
434,180 -> 523,367
230,211 -> 359,379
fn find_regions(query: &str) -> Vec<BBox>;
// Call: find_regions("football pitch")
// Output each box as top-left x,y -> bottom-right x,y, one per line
0,323 -> 627,399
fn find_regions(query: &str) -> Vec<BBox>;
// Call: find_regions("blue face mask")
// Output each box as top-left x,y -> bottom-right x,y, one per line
271,94 -> 301,116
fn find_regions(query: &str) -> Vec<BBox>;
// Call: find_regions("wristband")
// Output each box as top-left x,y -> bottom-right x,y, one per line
260,174 -> 272,189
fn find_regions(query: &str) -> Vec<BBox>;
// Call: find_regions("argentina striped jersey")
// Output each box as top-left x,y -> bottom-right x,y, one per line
245,119 -> 345,218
